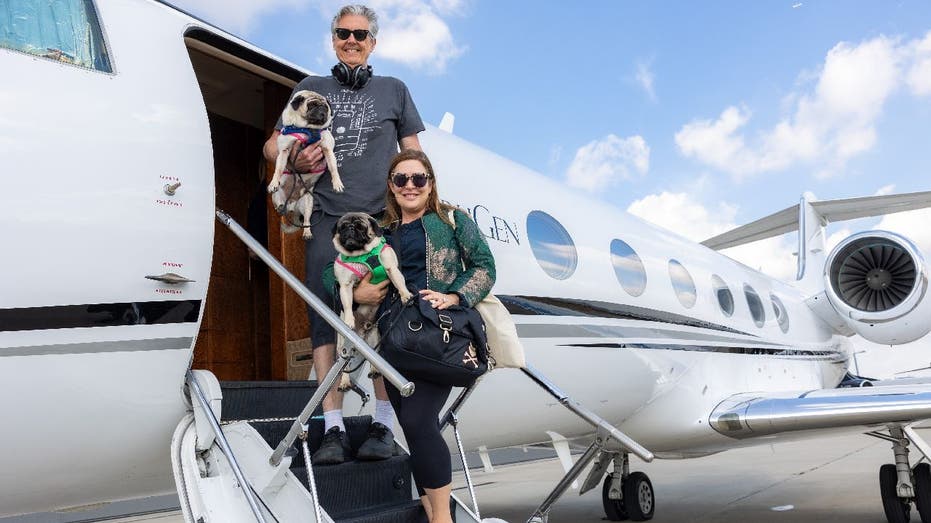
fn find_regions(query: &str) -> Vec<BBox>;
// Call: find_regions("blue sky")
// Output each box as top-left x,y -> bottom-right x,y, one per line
173,1 -> 931,373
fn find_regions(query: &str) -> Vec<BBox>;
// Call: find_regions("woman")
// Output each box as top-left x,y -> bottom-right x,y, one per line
379,148 -> 495,523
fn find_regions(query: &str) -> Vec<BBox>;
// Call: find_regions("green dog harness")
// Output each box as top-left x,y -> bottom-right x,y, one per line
335,238 -> 390,284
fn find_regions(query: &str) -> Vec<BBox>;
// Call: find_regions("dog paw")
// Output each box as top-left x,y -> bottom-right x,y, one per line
337,373 -> 352,392
331,179 -> 345,193
302,229 -> 313,240
399,291 -> 414,304
267,181 -> 280,194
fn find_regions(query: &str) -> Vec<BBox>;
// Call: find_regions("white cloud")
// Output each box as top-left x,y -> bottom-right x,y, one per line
364,0 -> 466,72
171,0 -> 308,34
676,34 -> 919,180
906,32 -> 931,96
876,184 -> 896,196
566,135 -> 650,192
627,191 -> 798,280
875,208 -> 931,255
635,61 -> 656,101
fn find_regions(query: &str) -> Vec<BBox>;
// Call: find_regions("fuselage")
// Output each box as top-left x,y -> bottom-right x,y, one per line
0,0 -> 846,517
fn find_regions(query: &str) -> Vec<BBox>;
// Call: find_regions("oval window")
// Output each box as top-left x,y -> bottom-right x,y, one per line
744,284 -> 765,328
771,293 -> 789,333
611,240 -> 647,296
668,260 -> 696,309
527,210 -> 578,280
712,275 -> 734,317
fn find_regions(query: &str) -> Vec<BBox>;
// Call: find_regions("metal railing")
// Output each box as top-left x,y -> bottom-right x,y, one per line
187,370 -> 269,523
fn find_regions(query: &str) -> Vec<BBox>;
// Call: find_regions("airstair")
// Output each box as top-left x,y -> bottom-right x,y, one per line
170,210 -> 653,522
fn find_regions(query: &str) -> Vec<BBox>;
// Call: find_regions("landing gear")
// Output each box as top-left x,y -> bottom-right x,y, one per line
598,453 -> 654,522
881,463 -> 912,523
914,463 -> 931,522
623,471 -> 655,521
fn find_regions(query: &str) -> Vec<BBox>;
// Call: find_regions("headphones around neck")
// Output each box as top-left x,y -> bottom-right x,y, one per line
332,62 -> 373,89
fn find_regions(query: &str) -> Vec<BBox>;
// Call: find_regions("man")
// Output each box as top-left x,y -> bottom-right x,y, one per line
262,4 -> 424,465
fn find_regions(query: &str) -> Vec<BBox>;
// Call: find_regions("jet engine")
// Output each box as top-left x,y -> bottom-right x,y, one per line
824,231 -> 930,345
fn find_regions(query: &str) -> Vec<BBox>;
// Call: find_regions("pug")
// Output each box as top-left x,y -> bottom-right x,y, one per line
267,90 -> 344,240
332,213 -> 414,390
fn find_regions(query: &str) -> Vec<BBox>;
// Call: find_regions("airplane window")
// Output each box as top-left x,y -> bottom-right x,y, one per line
668,260 -> 697,308
527,210 -> 578,280
0,0 -> 113,73
610,239 -> 646,296
771,293 -> 789,333
744,284 -> 765,327
712,275 -> 734,317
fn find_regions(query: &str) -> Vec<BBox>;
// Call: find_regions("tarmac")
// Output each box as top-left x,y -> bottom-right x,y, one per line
28,431 -> 903,523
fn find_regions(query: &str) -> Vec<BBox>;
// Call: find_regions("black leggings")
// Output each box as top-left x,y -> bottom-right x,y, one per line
386,378 -> 452,494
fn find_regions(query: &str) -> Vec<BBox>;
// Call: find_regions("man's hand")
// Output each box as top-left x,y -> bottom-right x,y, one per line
291,143 -> 326,174
353,273 -> 389,305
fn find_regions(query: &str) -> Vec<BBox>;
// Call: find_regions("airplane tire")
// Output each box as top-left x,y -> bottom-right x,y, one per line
602,475 -> 629,521
914,463 -> 931,523
880,463 -> 912,523
623,471 -> 655,521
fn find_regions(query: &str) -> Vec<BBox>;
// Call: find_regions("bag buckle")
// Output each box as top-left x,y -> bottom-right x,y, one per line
438,314 -> 452,343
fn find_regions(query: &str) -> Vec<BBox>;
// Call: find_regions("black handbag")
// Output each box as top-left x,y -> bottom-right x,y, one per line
377,294 -> 489,387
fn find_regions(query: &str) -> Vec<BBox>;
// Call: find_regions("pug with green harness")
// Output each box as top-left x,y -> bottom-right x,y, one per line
332,212 -> 413,390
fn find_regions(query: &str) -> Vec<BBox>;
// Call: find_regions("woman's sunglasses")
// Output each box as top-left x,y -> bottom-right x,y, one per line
391,172 -> 432,188
334,28 -> 371,41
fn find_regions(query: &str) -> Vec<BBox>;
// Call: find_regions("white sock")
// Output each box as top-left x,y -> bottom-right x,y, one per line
323,409 -> 345,433
373,400 -> 395,431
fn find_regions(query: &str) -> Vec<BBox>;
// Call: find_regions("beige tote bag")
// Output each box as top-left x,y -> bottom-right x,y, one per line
448,210 -> 526,369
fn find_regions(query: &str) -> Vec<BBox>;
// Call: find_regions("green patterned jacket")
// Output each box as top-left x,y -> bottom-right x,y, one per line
323,208 -> 496,308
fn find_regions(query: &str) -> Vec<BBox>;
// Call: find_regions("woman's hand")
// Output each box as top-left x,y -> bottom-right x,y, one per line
420,289 -> 460,310
354,273 -> 389,305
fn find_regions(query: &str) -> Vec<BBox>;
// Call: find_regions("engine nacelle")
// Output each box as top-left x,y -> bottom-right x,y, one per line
824,231 -> 930,345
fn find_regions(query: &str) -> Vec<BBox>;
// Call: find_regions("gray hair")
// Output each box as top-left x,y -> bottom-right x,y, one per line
331,5 -> 379,38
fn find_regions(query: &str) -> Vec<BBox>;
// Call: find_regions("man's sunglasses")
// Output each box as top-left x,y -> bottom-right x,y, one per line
334,28 -> 371,41
391,172 -> 432,188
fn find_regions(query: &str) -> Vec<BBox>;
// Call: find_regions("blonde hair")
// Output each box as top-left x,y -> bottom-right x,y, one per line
383,149 -> 455,228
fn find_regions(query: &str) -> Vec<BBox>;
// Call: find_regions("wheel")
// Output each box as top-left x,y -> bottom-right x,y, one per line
602,474 -> 628,521
880,463 -> 912,523
623,471 -> 654,521
914,463 -> 931,522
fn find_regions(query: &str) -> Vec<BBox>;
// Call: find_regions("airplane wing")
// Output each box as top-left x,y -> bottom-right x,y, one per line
709,383 -> 931,439
701,190 -> 931,251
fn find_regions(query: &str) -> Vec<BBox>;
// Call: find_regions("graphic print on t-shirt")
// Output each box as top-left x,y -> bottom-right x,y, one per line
329,90 -> 382,165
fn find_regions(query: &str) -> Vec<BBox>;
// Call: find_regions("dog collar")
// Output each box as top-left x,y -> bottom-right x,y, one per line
336,238 -> 390,285
281,126 -> 322,144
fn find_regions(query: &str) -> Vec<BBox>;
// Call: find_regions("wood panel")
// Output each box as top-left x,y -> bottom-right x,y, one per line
265,81 -> 311,380
193,111 -> 271,380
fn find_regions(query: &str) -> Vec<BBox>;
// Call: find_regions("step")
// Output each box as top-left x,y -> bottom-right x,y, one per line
334,499 -> 428,523
220,380 -> 322,421
294,455 -> 413,519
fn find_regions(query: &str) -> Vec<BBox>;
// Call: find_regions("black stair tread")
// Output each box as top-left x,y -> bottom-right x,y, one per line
335,499 -> 427,523
220,380 -> 322,421
293,455 -> 413,519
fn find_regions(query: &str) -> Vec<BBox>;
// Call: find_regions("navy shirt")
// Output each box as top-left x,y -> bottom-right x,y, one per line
387,218 -> 427,293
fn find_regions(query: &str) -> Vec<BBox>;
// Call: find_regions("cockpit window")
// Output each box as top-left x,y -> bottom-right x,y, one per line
0,0 -> 112,72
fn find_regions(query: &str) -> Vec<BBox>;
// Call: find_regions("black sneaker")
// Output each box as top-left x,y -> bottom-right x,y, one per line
356,422 -> 395,460
312,427 -> 350,466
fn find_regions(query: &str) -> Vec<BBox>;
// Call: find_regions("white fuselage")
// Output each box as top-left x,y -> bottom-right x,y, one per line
0,0 -> 846,517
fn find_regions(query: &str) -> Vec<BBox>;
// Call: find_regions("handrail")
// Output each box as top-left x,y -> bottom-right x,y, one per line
187,371 -> 269,523
522,365 -> 653,462
216,209 -> 414,397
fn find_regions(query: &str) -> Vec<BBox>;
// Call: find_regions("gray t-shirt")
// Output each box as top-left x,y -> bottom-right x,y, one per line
276,75 -> 425,216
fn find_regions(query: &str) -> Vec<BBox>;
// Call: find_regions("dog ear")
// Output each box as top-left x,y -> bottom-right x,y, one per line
368,215 -> 382,236
290,95 -> 306,111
